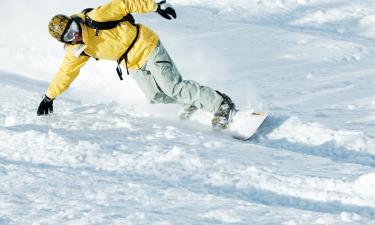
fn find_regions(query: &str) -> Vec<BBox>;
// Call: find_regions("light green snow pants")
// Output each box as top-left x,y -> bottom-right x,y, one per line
132,41 -> 223,113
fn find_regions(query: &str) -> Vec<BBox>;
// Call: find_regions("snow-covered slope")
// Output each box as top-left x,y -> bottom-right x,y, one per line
172,0 -> 375,39
1,0 -> 375,224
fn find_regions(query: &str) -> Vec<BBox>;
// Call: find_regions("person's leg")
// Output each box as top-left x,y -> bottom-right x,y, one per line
147,42 -> 223,113
131,62 -> 177,104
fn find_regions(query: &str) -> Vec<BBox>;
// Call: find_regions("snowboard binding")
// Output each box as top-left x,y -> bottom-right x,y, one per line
212,91 -> 237,129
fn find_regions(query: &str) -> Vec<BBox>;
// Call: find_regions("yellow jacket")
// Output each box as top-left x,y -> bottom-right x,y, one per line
47,0 -> 159,99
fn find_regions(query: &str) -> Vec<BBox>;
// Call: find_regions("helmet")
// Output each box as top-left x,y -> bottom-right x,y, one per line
48,14 -> 71,42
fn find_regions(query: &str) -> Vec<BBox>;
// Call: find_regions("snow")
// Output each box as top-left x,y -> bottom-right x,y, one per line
1,0 -> 375,224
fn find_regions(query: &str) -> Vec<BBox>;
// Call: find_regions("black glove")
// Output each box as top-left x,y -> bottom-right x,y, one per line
156,0 -> 177,20
37,95 -> 54,116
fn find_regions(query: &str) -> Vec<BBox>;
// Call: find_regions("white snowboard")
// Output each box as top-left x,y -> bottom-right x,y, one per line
226,111 -> 269,140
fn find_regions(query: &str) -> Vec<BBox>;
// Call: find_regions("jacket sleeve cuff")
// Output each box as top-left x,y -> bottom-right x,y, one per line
152,2 -> 158,12
46,89 -> 57,100
45,95 -> 54,101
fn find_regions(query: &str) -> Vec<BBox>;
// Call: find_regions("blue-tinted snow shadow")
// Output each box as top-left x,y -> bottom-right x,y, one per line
4,123 -> 137,151
0,70 -> 47,93
2,116 -> 204,154
81,168 -> 375,221
251,115 -> 375,168
264,139 -> 375,168
0,217 -> 12,225
204,184 -> 375,220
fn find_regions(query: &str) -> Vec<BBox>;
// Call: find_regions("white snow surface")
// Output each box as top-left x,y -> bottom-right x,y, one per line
1,0 -> 375,224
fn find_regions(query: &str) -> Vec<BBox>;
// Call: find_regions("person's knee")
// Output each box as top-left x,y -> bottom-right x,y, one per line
161,81 -> 179,96
148,92 -> 177,104
164,80 -> 200,101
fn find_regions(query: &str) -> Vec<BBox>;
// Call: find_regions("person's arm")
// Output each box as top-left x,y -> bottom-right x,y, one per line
88,0 -> 158,22
37,45 -> 89,116
46,46 -> 89,99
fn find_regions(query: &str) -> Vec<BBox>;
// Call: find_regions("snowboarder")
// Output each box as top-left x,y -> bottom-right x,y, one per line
37,0 -> 236,129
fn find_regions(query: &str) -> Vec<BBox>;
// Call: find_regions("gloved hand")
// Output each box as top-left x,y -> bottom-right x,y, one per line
156,0 -> 177,20
37,95 -> 54,116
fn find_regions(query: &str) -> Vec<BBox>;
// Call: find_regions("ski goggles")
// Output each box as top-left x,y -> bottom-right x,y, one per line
62,20 -> 80,42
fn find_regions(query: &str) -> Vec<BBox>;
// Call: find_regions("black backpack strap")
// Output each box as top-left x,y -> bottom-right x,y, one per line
80,51 -> 90,57
71,15 -> 84,25
116,24 -> 140,80
120,14 -> 136,26
82,8 -> 93,14
80,51 -> 99,61
82,8 -> 136,36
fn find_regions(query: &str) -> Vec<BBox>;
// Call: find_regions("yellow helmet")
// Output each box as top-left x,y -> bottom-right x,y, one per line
48,14 -> 71,42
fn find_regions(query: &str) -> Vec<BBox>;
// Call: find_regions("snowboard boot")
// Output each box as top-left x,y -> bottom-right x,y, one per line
179,105 -> 198,120
212,91 -> 237,129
